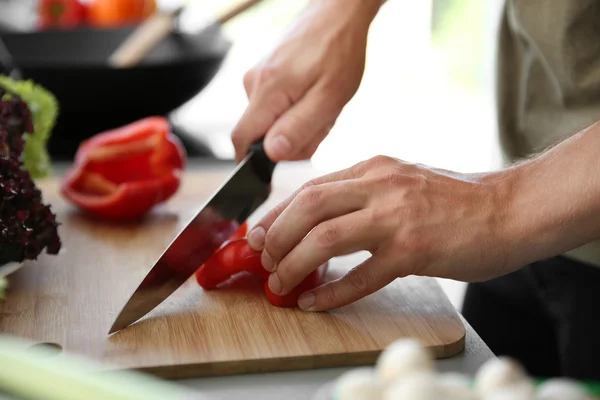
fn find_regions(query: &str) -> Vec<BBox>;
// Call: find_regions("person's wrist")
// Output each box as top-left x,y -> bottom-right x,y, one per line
475,167 -> 535,274
494,158 -> 569,269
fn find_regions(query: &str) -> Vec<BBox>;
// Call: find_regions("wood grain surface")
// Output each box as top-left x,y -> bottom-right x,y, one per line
0,165 -> 465,379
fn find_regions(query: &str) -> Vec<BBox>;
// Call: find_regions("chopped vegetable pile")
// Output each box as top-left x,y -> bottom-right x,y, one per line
332,338 -> 597,400
0,84 -> 61,266
0,75 -> 58,179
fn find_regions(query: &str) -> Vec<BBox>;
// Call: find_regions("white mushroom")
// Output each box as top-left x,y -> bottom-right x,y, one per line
334,367 -> 383,400
535,378 -> 590,400
383,371 -> 440,400
474,356 -> 529,396
482,379 -> 536,400
376,338 -> 434,384
437,372 -> 472,390
437,372 -> 477,400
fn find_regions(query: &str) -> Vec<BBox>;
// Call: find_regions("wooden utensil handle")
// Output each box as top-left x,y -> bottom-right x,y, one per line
108,7 -> 183,69
215,0 -> 264,25
109,0 -> 264,69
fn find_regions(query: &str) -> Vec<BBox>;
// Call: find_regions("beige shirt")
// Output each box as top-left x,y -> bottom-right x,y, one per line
498,0 -> 600,267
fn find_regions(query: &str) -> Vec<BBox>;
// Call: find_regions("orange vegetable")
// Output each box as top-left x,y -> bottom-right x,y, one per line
86,0 -> 156,27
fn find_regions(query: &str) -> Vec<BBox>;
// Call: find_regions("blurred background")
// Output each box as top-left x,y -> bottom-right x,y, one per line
0,0 -> 506,308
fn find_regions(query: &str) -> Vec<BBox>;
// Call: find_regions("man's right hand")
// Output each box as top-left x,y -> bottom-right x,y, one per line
231,0 -> 384,163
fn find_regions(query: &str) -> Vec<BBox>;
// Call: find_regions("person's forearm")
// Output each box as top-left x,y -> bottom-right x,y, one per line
499,121 -> 600,268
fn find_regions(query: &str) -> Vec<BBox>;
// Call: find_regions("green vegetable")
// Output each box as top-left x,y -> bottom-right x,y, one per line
0,335 -> 204,400
0,278 -> 7,303
0,75 -> 58,179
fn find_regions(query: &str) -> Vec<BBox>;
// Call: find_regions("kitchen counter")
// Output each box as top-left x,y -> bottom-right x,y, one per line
49,157 -> 494,400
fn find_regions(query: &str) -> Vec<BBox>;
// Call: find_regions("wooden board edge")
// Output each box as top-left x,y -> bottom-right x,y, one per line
101,331 -> 467,380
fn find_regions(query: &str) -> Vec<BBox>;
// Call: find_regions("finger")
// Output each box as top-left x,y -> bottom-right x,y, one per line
231,83 -> 294,163
263,180 -> 368,273
262,82 -> 343,162
270,210 -> 383,296
247,166 -> 366,251
242,69 -> 257,99
290,123 -> 333,161
296,250 -> 399,311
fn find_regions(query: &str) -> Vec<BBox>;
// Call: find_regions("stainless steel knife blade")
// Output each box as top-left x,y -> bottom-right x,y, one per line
108,140 -> 275,334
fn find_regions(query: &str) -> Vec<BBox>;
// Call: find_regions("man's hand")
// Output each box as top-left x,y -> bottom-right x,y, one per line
246,120 -> 600,312
231,0 -> 384,163
246,155 -> 520,311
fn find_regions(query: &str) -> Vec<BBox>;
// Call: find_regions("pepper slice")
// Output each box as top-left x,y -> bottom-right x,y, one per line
195,238 -> 268,290
264,263 -> 329,308
195,237 -> 329,308
231,222 -> 248,240
60,117 -> 186,221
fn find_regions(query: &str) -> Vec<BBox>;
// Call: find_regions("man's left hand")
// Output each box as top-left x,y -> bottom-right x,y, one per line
247,155 -> 518,311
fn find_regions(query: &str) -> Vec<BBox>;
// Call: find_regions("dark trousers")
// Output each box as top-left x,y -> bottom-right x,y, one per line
462,256 -> 600,380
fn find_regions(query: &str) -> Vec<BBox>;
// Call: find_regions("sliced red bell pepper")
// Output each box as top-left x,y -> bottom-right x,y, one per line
195,238 -> 268,290
195,237 -> 329,308
264,263 -> 329,308
194,255 -> 233,290
214,238 -> 269,279
60,116 -> 186,221
231,222 -> 248,240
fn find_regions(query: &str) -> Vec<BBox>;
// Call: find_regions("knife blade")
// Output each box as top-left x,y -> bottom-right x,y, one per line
108,139 -> 275,334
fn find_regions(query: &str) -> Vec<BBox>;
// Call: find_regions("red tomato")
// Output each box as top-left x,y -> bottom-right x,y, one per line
86,0 -> 156,27
38,0 -> 86,30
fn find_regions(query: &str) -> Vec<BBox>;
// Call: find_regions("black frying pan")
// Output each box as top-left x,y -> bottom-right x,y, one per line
0,23 -> 231,159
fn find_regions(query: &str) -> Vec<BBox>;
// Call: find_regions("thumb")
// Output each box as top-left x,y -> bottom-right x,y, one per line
231,86 -> 293,163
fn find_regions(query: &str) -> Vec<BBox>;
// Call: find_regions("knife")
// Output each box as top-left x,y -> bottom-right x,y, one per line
108,139 -> 276,334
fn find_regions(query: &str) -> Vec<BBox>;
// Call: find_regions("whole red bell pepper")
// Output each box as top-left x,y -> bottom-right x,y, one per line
38,0 -> 86,30
60,116 -> 186,221
195,237 -> 328,307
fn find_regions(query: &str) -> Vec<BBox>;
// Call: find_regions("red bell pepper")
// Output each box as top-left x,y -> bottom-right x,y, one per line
264,263 -> 329,308
195,237 -> 328,307
231,222 -> 248,240
195,238 -> 268,289
38,0 -> 86,30
60,116 -> 186,221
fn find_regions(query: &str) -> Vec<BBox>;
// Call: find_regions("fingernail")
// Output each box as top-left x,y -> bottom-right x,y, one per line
269,273 -> 281,294
247,227 -> 266,250
262,251 -> 275,272
298,292 -> 315,310
266,136 -> 292,159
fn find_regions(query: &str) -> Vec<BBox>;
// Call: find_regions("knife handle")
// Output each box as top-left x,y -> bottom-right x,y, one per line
249,138 -> 276,184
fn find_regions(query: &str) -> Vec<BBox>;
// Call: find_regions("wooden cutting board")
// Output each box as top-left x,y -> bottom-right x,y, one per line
0,163 -> 465,379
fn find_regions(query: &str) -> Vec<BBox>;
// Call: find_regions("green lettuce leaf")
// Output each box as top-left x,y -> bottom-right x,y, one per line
0,75 -> 58,179
0,277 -> 7,303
